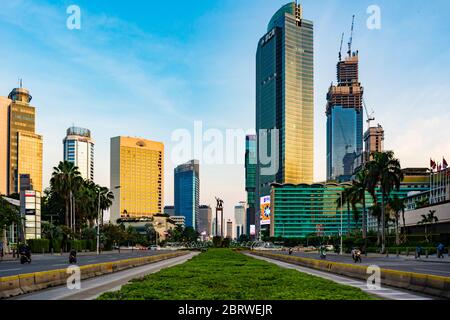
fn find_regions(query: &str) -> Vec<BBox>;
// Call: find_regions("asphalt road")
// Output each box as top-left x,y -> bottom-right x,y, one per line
0,250 -> 175,277
275,251 -> 450,277
10,252 -> 199,300
247,253 -> 434,300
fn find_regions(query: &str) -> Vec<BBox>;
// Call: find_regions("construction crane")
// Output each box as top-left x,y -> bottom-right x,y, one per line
347,15 -> 355,57
338,32 -> 344,61
363,98 -> 375,127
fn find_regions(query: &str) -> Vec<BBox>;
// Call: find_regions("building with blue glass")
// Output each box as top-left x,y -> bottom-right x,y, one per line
326,51 -> 363,182
174,160 -> 199,229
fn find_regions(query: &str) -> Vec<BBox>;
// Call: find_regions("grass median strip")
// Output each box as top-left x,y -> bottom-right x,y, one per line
98,249 -> 377,300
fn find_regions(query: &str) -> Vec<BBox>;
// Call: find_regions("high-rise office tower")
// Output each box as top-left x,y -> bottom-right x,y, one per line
1,86 -> 43,195
256,2 -> 314,201
234,201 -> 247,239
226,219 -> 233,239
326,30 -> 363,182
0,97 -> 9,195
245,135 -> 257,236
110,136 -> 164,223
364,124 -> 384,162
63,127 -> 94,181
174,160 -> 199,229
197,205 -> 212,237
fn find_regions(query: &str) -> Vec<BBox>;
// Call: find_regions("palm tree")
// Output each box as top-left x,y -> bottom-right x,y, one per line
418,210 -> 439,243
366,151 -> 404,253
98,186 -> 114,227
369,203 -> 382,245
336,186 -> 353,235
50,161 -> 82,229
350,168 -> 370,239
388,195 -> 406,245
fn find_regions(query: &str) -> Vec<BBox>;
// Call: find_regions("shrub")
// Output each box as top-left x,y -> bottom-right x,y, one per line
28,239 -> 50,253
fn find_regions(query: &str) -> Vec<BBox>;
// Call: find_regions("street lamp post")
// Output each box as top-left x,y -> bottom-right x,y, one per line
96,190 -> 101,255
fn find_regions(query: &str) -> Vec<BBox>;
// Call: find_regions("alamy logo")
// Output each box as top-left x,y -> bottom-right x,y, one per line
66,265 -> 81,290
66,5 -> 81,30
367,5 -> 381,30
366,265 -> 381,290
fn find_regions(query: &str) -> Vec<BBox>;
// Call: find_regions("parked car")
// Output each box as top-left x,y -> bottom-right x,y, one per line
149,245 -> 161,251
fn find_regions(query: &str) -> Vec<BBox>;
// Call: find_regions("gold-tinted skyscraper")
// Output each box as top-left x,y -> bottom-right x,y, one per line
256,2 -> 314,200
0,86 -> 43,195
110,136 -> 164,223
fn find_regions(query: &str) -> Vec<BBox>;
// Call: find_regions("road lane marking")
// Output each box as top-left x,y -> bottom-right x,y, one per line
0,268 -> 22,273
414,268 -> 450,276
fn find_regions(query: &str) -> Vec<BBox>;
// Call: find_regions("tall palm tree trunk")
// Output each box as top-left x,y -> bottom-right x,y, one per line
395,215 -> 400,246
402,210 -> 407,242
362,197 -> 367,239
381,194 -> 386,254
347,202 -> 351,235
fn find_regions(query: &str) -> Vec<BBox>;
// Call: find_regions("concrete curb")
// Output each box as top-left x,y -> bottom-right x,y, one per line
248,251 -> 450,299
0,251 -> 190,299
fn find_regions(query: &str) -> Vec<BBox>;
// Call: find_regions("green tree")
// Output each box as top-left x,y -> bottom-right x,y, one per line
50,161 -> 83,229
366,151 -> 404,253
351,168 -> 370,239
182,226 -> 199,242
418,210 -> 439,243
336,187 -> 353,234
388,195 -> 406,245
1,196 -> 20,252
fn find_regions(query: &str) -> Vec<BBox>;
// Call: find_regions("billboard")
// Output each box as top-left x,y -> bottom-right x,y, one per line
250,224 -> 256,236
260,196 -> 271,225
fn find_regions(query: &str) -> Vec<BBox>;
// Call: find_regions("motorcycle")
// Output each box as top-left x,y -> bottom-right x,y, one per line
319,246 -> 327,260
69,250 -> 77,264
20,253 -> 31,264
352,250 -> 362,263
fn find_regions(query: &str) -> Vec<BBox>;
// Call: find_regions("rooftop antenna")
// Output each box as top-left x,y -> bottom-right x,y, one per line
347,15 -> 355,57
19,78 -> 23,88
338,32 -> 344,61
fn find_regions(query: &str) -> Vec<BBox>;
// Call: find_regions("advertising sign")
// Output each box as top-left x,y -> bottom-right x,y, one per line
260,196 -> 271,225
250,225 -> 256,236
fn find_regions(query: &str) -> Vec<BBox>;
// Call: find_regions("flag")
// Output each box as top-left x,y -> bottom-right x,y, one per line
430,159 -> 436,170
444,157 -> 448,169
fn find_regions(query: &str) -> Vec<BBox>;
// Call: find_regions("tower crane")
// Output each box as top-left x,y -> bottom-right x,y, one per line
338,32 -> 344,62
347,15 -> 355,57
363,98 -> 375,127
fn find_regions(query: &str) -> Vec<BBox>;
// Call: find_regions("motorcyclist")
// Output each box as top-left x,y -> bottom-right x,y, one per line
351,247 -> 361,262
69,249 -> 77,264
288,247 -> 293,255
19,243 -> 31,262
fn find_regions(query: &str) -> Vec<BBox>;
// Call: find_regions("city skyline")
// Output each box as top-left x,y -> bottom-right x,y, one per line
1,0 -> 449,221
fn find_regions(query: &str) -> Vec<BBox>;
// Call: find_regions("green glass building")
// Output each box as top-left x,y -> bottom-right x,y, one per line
256,2 -> 314,235
245,135 -> 257,236
270,170 -> 430,238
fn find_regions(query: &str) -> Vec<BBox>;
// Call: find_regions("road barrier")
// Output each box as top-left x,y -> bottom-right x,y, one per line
0,251 -> 189,299
249,251 -> 450,299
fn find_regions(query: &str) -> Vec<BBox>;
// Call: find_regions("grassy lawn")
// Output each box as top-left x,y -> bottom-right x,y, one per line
98,249 -> 378,300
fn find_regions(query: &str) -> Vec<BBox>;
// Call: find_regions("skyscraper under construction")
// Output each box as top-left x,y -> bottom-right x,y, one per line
326,18 -> 363,182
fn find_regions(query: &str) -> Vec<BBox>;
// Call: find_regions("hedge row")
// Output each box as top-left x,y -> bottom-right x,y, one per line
27,239 -> 97,253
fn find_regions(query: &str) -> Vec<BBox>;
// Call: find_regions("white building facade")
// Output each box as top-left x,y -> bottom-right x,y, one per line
63,127 -> 94,181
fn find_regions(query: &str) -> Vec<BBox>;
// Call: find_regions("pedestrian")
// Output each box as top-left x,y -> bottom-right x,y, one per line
415,245 -> 421,259
437,243 -> 445,259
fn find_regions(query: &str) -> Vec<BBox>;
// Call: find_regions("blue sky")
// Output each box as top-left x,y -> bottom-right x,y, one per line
1,0 -> 449,221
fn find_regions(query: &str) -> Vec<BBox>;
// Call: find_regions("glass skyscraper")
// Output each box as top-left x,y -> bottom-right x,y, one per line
256,2 -> 314,231
326,52 -> 364,182
174,160 -> 199,230
245,135 -> 257,236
